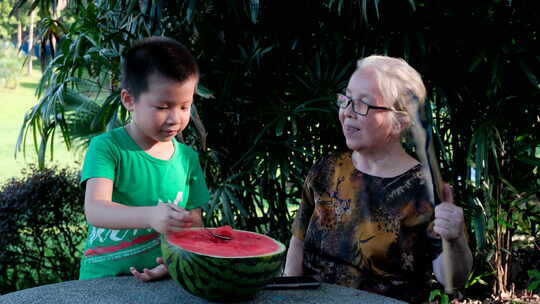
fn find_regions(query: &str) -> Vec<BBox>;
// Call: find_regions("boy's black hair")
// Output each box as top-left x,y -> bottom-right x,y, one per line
121,36 -> 199,99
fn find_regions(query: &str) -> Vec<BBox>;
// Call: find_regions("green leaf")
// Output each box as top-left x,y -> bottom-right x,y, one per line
196,83 -> 215,99
516,156 -> 540,167
275,119 -> 286,137
469,55 -> 484,73
518,59 -> 539,88
248,0 -> 259,24
224,187 -> 249,217
528,280 -> 540,292
360,0 -> 368,24
528,269 -> 540,279
441,294 -> 449,304
429,289 -> 441,301
408,0 -> 416,11
220,190 -> 234,226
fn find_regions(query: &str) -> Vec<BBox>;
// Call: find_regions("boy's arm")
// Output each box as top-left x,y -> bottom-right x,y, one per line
189,208 -> 204,227
85,178 -> 193,233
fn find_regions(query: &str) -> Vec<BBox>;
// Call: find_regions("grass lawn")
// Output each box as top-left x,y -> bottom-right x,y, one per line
0,63 -> 84,184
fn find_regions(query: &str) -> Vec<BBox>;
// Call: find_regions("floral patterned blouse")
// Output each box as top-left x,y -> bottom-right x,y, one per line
292,152 -> 442,302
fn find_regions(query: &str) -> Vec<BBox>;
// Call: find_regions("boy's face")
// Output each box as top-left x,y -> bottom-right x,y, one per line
121,73 -> 198,145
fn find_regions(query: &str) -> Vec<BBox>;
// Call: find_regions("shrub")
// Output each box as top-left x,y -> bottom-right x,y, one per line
0,166 -> 86,294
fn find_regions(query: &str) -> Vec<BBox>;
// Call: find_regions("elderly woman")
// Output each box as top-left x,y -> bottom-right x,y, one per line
284,55 -> 472,302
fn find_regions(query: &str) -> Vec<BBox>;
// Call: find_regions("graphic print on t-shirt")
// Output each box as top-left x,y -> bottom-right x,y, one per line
83,191 -> 183,263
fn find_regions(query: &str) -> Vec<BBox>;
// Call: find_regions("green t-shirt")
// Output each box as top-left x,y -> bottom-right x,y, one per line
79,127 -> 210,280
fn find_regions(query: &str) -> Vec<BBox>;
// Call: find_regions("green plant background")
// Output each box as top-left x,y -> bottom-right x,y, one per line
0,0 -> 538,300
0,61 -> 82,184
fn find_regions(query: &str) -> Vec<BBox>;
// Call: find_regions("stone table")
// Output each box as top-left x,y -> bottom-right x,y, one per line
0,276 -> 407,304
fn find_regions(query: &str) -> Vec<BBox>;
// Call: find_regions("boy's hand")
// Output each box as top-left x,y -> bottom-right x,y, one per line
148,202 -> 193,234
130,257 -> 168,282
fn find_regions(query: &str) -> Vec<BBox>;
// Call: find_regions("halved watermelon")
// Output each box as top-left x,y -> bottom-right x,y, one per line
162,226 -> 286,301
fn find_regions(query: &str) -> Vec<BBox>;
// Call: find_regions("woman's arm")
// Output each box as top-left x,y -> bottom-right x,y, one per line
432,184 -> 473,288
284,236 -> 304,276
433,233 -> 473,288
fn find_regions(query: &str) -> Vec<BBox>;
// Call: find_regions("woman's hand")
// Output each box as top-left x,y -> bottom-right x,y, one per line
432,183 -> 473,288
433,183 -> 465,241
130,257 -> 168,282
148,202 -> 193,234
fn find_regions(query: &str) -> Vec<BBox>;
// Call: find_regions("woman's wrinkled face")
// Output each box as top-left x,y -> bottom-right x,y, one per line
339,68 -> 395,152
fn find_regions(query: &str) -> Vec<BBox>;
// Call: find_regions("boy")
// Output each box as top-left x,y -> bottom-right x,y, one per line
79,36 -> 210,281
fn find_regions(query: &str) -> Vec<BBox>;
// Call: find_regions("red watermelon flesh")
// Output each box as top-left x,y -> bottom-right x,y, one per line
166,226 -> 280,257
213,225 -> 233,238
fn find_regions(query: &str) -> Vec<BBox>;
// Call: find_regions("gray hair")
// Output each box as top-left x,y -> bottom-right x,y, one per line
356,55 -> 427,134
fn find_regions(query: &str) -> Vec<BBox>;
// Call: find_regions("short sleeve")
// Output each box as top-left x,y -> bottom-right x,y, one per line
413,182 -> 443,263
80,135 -> 117,185
425,221 -> 443,262
291,166 -> 318,241
184,152 -> 210,210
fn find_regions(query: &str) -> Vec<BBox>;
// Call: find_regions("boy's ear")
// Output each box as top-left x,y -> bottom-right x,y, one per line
121,89 -> 135,111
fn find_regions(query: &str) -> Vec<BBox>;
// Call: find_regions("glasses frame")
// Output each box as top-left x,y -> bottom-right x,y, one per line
336,93 -> 394,116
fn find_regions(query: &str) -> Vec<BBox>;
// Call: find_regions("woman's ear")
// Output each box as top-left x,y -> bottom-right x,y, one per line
392,111 -> 412,135
121,89 -> 135,111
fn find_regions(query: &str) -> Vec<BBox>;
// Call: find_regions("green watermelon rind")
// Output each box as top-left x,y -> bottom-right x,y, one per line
161,229 -> 286,302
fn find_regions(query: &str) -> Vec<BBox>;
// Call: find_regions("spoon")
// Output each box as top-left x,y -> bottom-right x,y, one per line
205,228 -> 232,241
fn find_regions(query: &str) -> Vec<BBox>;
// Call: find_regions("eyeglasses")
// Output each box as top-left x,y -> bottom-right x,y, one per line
336,93 -> 394,116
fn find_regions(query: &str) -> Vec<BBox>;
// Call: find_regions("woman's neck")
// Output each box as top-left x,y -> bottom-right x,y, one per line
351,141 -> 419,178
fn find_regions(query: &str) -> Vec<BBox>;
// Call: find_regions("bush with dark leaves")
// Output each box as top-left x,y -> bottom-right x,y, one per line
0,166 -> 86,294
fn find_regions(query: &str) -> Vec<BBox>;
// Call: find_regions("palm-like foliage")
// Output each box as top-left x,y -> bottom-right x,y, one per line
15,0 -> 539,296
16,0 -> 161,166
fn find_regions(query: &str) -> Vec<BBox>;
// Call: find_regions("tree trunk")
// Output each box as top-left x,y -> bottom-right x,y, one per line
493,175 -> 516,297
16,13 -> 22,52
27,10 -> 36,75
494,223 -> 512,295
